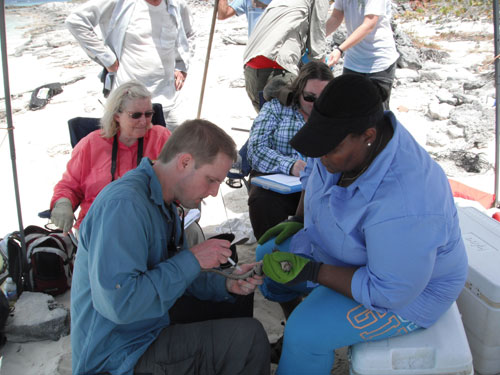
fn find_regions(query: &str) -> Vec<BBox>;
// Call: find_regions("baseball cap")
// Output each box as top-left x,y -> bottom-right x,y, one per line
290,74 -> 384,157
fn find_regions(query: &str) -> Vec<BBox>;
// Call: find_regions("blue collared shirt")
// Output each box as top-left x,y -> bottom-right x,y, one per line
229,0 -> 271,36
71,158 -> 231,375
292,112 -> 468,328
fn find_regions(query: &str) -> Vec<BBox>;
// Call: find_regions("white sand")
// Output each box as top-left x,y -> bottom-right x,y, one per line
0,2 -> 498,374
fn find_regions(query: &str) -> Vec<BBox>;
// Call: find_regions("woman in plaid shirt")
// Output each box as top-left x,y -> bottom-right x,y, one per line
247,61 -> 333,240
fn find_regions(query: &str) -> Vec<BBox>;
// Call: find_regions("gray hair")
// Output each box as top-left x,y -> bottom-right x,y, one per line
100,80 -> 152,138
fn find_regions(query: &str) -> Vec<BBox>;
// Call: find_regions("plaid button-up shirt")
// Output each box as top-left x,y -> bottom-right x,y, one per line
247,98 -> 307,174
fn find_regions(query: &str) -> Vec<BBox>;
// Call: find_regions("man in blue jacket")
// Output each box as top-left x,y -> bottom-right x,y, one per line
71,119 -> 270,375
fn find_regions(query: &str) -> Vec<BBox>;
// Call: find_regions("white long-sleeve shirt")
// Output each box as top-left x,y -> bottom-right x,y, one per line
66,0 -> 193,111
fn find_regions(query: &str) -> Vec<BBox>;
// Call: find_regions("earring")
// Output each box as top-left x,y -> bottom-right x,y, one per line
367,142 -> 372,147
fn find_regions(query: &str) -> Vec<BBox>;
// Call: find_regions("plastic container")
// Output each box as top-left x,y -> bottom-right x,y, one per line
3,277 -> 17,306
456,206 -> 500,375
349,303 -> 473,375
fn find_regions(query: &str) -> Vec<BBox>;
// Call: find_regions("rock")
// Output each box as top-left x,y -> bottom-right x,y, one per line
4,292 -> 70,343
427,102 -> 454,120
393,23 -> 423,69
436,88 -> 457,106
328,28 -> 348,50
445,67 -> 476,82
395,68 -> 419,81
427,131 -> 450,148
449,104 -> 495,149
420,47 -> 450,63
56,351 -> 72,375
446,125 -> 464,139
221,34 -> 247,46
452,92 -> 475,105
229,78 -> 246,88
463,80 -> 485,90
419,70 -> 443,82
396,45 -> 422,69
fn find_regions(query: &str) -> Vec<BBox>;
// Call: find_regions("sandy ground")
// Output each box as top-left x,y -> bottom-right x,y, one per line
0,1 -> 498,374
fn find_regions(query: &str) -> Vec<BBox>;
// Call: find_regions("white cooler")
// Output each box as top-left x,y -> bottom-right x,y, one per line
349,302 -> 473,375
457,206 -> 500,375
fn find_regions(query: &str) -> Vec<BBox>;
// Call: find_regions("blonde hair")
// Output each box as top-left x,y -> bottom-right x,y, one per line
100,80 -> 152,138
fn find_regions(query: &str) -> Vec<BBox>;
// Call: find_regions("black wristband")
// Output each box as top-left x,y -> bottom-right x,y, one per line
307,261 -> 322,284
285,261 -> 323,285
335,46 -> 344,58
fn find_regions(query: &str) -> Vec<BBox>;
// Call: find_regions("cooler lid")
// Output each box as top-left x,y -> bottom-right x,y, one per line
350,303 -> 473,375
457,206 -> 500,305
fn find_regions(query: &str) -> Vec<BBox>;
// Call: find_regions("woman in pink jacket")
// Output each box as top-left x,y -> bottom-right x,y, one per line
50,81 -> 171,233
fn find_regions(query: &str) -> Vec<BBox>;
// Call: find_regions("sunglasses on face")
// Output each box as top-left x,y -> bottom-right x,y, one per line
302,93 -> 317,103
127,110 -> 154,119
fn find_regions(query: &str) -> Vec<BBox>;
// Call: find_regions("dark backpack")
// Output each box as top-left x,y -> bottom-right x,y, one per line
0,291 -> 9,348
6,226 -> 76,296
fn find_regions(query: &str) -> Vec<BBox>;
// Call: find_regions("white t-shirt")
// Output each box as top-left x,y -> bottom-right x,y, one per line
116,0 -> 179,110
335,0 -> 399,73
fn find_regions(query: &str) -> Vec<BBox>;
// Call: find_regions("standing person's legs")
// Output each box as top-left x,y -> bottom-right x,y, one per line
343,62 -> 397,110
248,184 -> 301,241
163,104 -> 182,132
134,318 -> 271,375
244,66 -> 273,112
276,287 -> 421,375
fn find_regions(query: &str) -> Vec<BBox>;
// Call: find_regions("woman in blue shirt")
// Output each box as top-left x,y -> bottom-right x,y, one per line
257,74 -> 468,374
247,61 -> 333,239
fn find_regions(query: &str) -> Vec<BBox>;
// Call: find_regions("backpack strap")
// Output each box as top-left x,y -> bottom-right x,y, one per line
111,135 -> 144,181
26,233 -> 74,263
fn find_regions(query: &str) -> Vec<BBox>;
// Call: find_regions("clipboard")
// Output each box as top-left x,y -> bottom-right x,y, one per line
251,174 -> 302,194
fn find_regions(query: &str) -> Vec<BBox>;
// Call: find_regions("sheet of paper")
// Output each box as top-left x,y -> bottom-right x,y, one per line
260,174 -> 300,186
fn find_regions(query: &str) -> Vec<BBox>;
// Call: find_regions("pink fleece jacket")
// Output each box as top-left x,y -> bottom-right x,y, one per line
50,125 -> 170,229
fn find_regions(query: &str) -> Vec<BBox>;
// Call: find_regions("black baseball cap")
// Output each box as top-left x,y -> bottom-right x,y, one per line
290,74 -> 384,157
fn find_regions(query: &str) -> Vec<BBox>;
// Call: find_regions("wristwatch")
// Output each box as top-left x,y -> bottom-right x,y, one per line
335,46 -> 344,58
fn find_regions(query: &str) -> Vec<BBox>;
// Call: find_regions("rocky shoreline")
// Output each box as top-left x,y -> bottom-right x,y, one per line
3,1 -> 496,185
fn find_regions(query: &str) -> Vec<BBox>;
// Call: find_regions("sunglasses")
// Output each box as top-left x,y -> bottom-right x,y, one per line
127,110 -> 154,119
302,93 -> 317,103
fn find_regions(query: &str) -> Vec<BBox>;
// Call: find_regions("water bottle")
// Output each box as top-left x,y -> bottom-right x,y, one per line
3,277 -> 17,306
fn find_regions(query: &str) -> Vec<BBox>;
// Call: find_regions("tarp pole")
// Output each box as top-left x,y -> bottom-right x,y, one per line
197,0 -> 219,119
0,0 -> 28,277
494,0 -> 500,208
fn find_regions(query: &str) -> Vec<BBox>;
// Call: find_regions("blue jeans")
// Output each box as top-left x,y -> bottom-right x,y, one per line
256,238 -> 420,374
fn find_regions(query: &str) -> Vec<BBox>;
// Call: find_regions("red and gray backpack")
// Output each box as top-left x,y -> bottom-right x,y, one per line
5,226 -> 76,296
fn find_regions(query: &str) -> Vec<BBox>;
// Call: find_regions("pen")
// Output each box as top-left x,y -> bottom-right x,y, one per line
227,257 -> 242,271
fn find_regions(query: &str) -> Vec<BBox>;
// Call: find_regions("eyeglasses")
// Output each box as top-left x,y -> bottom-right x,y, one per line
302,93 -> 317,103
126,110 -> 154,119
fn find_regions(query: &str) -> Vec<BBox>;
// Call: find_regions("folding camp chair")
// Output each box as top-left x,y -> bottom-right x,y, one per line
68,102 -> 166,147
226,140 -> 251,190
225,92 -> 266,191
39,103 -> 166,219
